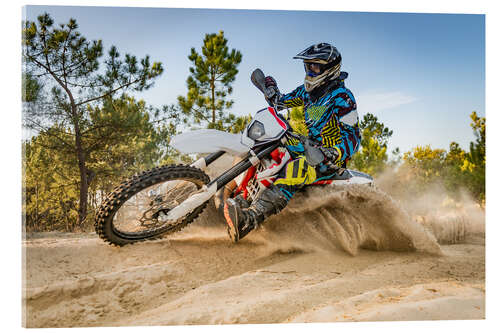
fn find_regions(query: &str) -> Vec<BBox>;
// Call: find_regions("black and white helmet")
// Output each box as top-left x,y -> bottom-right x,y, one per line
293,43 -> 342,92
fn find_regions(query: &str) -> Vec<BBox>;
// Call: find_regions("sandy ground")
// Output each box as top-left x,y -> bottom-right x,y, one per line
22,184 -> 485,327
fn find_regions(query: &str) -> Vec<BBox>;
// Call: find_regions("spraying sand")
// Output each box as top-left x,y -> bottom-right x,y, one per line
22,182 -> 485,327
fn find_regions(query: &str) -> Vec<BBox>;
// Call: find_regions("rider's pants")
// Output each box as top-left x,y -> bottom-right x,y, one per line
273,155 -> 317,200
273,137 -> 342,201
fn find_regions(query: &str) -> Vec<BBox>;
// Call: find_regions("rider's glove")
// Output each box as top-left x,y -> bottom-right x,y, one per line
319,146 -> 341,163
264,76 -> 281,105
264,76 -> 277,89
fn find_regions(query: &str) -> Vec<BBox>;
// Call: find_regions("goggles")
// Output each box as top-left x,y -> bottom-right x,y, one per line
303,62 -> 323,77
304,60 -> 341,78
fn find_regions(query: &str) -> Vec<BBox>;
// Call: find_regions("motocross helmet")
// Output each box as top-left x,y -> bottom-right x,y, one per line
293,43 -> 342,93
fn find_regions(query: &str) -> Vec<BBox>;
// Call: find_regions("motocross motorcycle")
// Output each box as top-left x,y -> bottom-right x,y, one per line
95,69 -> 373,246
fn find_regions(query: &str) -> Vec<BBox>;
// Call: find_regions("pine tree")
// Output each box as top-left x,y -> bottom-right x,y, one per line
23,128 -> 80,231
178,31 -> 244,130
22,13 -> 163,226
463,111 -> 485,201
23,95 -> 176,231
22,72 -> 41,103
351,113 -> 394,175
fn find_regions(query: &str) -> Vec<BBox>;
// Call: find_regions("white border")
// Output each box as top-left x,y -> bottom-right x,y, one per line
4,1 -> 498,333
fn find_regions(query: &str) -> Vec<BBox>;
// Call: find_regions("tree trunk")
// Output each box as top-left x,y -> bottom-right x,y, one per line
76,135 -> 88,225
35,183 -> 39,228
72,105 -> 88,227
211,80 -> 216,125
47,65 -> 90,228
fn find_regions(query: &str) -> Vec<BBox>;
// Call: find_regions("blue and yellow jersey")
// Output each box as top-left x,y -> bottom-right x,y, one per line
279,80 -> 361,163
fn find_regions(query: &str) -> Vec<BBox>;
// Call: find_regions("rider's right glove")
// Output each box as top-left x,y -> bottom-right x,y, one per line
319,146 -> 341,164
317,146 -> 342,174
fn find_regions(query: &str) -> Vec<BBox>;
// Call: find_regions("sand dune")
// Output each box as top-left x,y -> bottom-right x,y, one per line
22,183 -> 485,327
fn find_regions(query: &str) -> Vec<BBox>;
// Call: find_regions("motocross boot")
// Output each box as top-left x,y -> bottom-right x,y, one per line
214,186 -> 248,218
232,194 -> 250,209
224,184 -> 288,242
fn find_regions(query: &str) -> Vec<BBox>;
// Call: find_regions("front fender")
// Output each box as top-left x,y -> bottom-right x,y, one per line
170,129 -> 249,156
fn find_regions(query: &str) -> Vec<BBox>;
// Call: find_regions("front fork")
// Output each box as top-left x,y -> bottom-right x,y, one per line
190,150 -> 226,170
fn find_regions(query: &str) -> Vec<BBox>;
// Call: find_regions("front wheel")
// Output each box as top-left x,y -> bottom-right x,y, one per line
94,165 -> 210,246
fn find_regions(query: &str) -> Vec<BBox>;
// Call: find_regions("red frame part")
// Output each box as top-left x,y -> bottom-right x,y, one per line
234,166 -> 256,199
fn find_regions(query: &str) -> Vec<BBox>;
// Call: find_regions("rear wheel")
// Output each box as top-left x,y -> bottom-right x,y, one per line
94,165 -> 210,246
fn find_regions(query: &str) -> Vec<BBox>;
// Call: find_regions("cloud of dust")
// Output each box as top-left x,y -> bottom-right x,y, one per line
255,185 -> 443,256
375,168 -> 485,245
191,155 -> 483,256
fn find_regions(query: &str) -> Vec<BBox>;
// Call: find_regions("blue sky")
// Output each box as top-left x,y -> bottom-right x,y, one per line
24,6 -> 485,154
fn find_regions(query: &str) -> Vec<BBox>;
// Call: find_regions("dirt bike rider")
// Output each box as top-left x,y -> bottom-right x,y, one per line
225,43 -> 361,242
